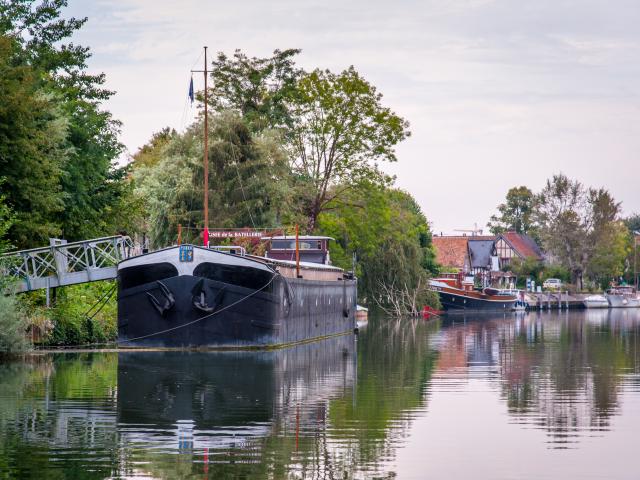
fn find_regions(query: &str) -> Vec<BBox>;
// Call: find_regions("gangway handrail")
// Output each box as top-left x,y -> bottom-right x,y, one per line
0,235 -> 137,293
0,235 -> 132,257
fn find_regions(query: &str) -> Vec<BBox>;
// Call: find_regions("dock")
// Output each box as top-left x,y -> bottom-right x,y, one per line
524,292 -> 589,310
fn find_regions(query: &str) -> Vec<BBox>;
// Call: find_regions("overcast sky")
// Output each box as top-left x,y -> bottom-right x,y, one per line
67,0 -> 640,234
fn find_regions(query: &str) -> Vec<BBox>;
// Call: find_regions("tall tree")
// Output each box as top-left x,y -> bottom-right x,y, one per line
136,113 -> 293,248
487,186 -> 535,235
0,34 -> 67,245
534,174 -> 624,289
288,67 -> 410,230
0,0 -> 130,245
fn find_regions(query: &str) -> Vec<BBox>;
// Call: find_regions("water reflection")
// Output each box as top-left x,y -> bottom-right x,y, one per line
433,309 -> 640,447
0,311 -> 639,478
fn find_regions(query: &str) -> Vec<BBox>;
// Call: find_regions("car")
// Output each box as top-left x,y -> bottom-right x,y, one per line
543,278 -> 563,290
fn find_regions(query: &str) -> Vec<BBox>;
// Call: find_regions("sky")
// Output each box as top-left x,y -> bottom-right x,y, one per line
67,0 -> 640,234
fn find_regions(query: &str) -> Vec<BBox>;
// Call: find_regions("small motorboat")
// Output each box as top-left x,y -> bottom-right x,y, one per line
583,294 -> 609,309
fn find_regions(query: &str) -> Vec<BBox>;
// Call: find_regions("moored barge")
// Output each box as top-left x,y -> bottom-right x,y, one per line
117,236 -> 357,348
430,273 -> 517,311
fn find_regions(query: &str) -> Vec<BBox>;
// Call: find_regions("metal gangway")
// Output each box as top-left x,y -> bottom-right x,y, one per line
0,235 -> 136,293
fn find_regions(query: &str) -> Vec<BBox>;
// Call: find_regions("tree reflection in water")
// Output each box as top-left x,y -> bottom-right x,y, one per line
433,309 -> 640,448
0,311 -> 639,478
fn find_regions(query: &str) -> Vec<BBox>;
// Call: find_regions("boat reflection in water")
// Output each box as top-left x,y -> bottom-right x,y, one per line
117,333 -> 356,461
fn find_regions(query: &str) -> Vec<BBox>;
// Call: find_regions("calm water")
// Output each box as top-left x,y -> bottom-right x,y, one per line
1,310 -> 640,479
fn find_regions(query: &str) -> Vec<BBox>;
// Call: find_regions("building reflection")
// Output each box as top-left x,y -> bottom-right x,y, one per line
433,310 -> 640,446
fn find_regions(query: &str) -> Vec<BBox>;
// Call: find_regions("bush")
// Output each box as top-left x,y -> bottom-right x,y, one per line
0,291 -> 29,353
21,281 -> 117,347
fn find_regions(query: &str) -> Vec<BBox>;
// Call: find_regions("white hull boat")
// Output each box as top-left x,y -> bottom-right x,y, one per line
606,287 -> 640,308
583,295 -> 609,309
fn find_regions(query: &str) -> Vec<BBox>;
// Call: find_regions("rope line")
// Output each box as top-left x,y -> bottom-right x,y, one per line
34,271 -> 279,351
117,271 -> 279,344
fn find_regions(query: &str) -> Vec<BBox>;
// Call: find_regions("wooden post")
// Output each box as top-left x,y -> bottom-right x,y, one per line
177,224 -> 182,245
203,46 -> 209,247
295,224 -> 301,278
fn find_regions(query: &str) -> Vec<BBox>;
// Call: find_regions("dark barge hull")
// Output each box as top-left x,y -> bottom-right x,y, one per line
117,246 -> 357,348
437,290 -> 516,312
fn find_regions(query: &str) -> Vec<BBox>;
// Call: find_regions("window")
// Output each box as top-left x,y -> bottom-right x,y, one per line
193,263 -> 273,291
119,263 -> 178,290
270,240 -> 322,250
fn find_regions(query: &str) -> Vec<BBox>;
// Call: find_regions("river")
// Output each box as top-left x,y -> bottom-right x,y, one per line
1,309 -> 639,479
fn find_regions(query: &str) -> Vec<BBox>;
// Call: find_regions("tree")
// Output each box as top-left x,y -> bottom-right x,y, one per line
317,182 -> 438,310
131,127 -> 177,169
136,113 -> 294,248
209,49 -> 302,131
533,174 -> 624,290
487,186 -> 535,235
288,67 -> 410,230
0,34 -> 67,246
1,0 -> 131,245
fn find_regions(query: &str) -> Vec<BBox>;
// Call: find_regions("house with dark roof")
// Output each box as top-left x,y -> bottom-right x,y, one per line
468,239 -> 500,287
495,231 -> 544,266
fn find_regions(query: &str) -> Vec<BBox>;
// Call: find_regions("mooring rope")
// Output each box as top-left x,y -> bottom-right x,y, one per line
116,271 -> 279,345
34,271 -> 280,350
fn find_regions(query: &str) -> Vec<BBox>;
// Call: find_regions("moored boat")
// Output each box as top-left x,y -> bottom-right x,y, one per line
606,286 -> 640,308
117,237 -> 357,348
583,294 -> 609,309
429,274 -> 517,311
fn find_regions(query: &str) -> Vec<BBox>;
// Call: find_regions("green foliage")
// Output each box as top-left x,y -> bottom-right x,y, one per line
510,256 -> 544,281
209,48 -> 302,131
533,174 -> 623,289
317,183 -> 438,309
22,281 -> 117,346
488,186 -> 535,235
135,112 -> 294,248
0,1 -> 134,248
0,292 -> 29,353
0,34 -> 67,245
588,221 -> 630,288
289,66 -> 410,229
0,190 -> 14,252
540,264 -> 571,283
131,127 -> 177,169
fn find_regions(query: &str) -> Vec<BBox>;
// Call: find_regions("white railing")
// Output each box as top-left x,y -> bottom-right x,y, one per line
0,235 -> 135,292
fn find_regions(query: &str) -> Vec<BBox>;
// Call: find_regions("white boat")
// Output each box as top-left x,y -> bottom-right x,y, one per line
583,294 -> 609,309
605,286 -> 640,308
